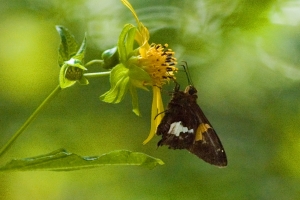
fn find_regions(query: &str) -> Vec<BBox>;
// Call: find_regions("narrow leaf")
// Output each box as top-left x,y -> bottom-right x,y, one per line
129,85 -> 140,116
75,34 -> 87,59
0,149 -> 164,172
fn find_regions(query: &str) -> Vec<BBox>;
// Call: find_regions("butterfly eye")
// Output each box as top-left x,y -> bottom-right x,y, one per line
188,86 -> 197,95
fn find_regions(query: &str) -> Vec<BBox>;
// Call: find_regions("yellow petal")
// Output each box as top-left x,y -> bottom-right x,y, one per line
143,87 -> 164,144
121,0 -> 139,25
121,0 -> 150,58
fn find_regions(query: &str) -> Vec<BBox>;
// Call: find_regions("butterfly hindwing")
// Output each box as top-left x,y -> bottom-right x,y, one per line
156,84 -> 227,167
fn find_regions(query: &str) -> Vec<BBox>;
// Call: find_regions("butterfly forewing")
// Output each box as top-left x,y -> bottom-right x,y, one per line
156,85 -> 227,167
189,127 -> 227,166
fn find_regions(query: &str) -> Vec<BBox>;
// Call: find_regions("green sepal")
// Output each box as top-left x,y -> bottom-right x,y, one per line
101,24 -> 151,115
128,63 -> 151,90
129,85 -> 140,116
118,24 -> 136,64
77,76 -> 89,85
100,64 -> 129,103
65,57 -> 87,70
124,27 -> 137,59
56,25 -> 79,67
59,63 -> 77,88
128,65 -> 151,116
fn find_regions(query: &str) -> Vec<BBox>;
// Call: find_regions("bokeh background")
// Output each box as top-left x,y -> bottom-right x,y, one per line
1,0 -> 300,199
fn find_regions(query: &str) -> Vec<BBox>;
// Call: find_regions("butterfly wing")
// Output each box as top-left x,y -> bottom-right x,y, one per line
157,90 -> 198,149
156,85 -> 227,167
187,104 -> 227,167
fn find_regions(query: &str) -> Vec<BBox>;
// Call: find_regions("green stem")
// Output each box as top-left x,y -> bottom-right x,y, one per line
0,85 -> 61,158
83,71 -> 111,78
85,60 -> 104,67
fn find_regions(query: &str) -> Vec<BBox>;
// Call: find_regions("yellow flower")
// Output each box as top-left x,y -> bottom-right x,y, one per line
121,0 -> 178,144
139,43 -> 177,88
139,44 -> 177,144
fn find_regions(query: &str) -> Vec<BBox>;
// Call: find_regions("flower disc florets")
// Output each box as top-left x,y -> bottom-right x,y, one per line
139,43 -> 178,87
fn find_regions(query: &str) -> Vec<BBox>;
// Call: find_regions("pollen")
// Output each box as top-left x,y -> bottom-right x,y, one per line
140,43 -> 177,87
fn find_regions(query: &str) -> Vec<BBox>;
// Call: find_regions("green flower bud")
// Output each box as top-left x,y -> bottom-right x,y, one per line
101,46 -> 119,69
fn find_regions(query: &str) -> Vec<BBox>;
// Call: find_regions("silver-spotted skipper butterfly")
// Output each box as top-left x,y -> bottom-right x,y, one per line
156,64 -> 227,167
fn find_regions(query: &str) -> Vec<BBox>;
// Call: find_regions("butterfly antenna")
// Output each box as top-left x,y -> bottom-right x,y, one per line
181,61 -> 194,86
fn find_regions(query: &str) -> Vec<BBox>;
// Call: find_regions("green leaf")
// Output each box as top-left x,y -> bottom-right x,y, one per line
56,25 -> 79,67
0,149 -> 164,172
75,33 -> 87,59
100,64 -> 130,103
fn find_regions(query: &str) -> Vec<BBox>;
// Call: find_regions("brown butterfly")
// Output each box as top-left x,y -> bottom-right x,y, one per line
156,66 -> 227,167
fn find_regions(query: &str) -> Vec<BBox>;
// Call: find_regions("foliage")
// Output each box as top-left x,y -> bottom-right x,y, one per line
0,149 -> 164,171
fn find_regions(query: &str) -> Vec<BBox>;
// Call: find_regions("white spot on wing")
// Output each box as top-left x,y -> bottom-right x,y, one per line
168,121 -> 193,136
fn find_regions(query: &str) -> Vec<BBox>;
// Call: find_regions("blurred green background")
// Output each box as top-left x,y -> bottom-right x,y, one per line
1,0 -> 300,199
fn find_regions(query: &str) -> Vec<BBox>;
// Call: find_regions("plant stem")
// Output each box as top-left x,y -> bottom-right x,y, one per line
83,71 -> 111,78
0,85 -> 61,158
85,60 -> 104,67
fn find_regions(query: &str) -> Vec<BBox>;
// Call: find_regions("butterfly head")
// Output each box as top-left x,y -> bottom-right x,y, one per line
184,85 -> 197,95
